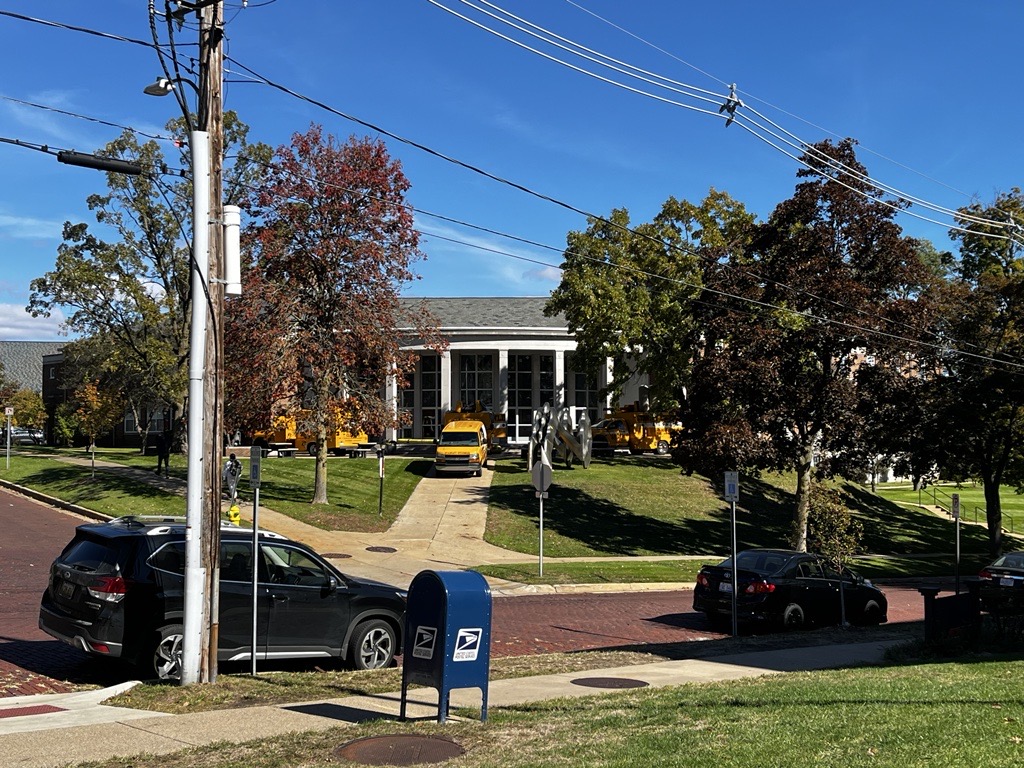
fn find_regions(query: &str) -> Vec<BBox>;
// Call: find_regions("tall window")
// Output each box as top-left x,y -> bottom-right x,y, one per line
459,354 -> 493,409
421,354 -> 440,440
571,356 -> 600,426
508,354 -> 533,443
400,369 -> 415,439
539,354 -> 554,409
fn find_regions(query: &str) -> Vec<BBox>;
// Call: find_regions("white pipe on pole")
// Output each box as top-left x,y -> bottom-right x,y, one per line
182,130 -> 211,686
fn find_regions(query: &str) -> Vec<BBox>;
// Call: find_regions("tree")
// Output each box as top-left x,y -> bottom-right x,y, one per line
546,189 -> 752,409
933,188 -> 1024,556
73,381 -> 124,470
234,125 -> 444,504
677,140 -> 932,551
9,389 -> 46,430
27,114 -> 270,453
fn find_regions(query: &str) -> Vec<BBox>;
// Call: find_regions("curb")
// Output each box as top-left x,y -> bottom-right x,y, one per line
0,478 -> 110,523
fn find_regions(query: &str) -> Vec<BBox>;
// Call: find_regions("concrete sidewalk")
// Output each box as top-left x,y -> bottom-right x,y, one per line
0,638 -> 903,768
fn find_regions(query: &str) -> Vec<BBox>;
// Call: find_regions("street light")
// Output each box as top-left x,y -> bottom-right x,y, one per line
144,75 -> 210,687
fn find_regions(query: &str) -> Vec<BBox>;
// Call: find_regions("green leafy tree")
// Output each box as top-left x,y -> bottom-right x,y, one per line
74,381 -> 123,453
677,140 -> 932,551
933,189 -> 1024,556
27,113 -> 270,453
546,189 -> 752,409
53,402 -> 78,447
807,486 -> 864,572
10,389 -> 46,430
234,125 -> 444,504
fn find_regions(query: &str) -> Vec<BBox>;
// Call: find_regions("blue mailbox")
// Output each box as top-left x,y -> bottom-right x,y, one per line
400,569 -> 491,723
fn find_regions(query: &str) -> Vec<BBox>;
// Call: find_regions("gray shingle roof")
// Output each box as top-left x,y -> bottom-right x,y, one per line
399,297 -> 566,329
0,341 -> 65,393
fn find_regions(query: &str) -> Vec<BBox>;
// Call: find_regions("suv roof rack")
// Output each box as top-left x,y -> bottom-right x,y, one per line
105,515 -> 286,540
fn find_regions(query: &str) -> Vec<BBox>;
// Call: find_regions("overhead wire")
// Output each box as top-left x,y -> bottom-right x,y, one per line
561,0 -> 976,201
432,0 -> 1018,240
3,10 -> 1018,370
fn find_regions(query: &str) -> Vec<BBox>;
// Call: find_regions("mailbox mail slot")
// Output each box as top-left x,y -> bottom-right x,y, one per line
400,569 -> 492,722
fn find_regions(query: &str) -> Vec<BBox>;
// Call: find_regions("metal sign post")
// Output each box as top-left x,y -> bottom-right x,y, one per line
724,471 -> 740,637
377,445 -> 386,518
4,407 -> 12,470
249,449 -> 262,676
531,460 -> 553,575
952,493 -> 961,595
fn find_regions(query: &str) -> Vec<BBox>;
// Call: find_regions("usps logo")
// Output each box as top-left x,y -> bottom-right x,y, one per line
453,628 -> 483,662
412,626 -> 437,659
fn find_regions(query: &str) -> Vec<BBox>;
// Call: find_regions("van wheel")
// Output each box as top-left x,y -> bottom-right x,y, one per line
656,440 -> 669,455
348,619 -> 396,670
307,442 -> 318,457
151,624 -> 184,681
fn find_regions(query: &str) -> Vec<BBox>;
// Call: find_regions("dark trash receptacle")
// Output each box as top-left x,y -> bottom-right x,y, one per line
400,569 -> 491,723
918,584 -> 981,643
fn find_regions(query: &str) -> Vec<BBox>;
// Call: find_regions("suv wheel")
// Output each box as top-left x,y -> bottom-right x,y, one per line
348,619 -> 396,670
152,624 -> 184,681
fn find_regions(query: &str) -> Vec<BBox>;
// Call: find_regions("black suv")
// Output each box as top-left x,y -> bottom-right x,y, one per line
39,517 -> 406,680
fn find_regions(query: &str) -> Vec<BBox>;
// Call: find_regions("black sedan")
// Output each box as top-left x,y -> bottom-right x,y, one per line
978,551 -> 1024,614
693,548 -> 887,630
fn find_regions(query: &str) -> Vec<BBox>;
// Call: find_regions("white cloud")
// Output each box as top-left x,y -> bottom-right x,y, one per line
0,212 -> 63,241
0,304 -> 68,341
418,221 -> 562,293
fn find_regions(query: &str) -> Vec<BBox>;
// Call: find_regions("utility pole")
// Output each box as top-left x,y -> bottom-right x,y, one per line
199,0 -> 225,684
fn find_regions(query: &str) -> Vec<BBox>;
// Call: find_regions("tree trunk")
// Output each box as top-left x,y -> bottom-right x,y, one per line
311,420 -> 329,504
791,442 -> 815,552
982,474 -> 1003,558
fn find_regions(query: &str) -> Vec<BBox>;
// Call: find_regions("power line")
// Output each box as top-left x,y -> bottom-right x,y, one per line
0,94 -> 175,142
430,0 -> 1017,240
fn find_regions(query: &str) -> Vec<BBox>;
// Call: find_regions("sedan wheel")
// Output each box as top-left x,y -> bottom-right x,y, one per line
349,619 -> 396,670
781,603 -> 805,630
152,624 -> 184,681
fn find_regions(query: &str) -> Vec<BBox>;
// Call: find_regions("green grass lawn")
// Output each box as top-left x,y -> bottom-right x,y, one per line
485,455 -> 993,560
875,481 -> 1024,536
86,655 -> 1024,768
0,447 -> 430,531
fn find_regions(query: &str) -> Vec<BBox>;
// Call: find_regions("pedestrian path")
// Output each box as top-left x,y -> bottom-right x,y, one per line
0,638 -> 904,767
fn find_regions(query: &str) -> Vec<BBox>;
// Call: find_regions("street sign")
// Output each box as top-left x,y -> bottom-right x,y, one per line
531,461 -> 553,493
724,471 -> 739,502
249,449 -> 262,489
951,493 -> 960,521
3,407 -> 12,417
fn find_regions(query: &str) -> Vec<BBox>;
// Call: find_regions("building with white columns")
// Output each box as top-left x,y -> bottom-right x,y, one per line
389,297 -> 646,445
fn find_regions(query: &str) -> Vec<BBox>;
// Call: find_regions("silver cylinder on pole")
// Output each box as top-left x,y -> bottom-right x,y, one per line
182,129 -> 211,686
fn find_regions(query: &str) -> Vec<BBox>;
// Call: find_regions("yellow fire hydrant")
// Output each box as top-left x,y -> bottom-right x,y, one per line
227,503 -> 241,526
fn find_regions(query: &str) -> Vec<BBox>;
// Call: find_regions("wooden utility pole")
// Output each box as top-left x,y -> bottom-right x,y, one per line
199,0 -> 225,684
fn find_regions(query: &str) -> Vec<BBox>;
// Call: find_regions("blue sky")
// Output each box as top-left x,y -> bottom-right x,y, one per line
1,1 -> 1021,341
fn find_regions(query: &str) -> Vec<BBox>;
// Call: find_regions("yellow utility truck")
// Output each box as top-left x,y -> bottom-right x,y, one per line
441,401 -> 507,452
591,403 -> 678,456
252,412 -> 368,456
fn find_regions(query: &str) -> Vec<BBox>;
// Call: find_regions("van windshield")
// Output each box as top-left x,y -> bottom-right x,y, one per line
441,431 -> 480,447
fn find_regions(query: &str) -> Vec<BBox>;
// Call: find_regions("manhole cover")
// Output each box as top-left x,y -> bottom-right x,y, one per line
322,552 -> 352,559
366,546 -> 398,553
334,735 -> 465,766
570,677 -> 649,689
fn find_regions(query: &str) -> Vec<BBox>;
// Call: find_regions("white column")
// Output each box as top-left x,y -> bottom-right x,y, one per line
440,351 -> 453,414
497,349 -> 509,417
384,373 -> 398,442
554,350 -> 566,409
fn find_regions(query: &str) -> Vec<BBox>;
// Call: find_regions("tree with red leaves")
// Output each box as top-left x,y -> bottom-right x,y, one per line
228,125 -> 443,504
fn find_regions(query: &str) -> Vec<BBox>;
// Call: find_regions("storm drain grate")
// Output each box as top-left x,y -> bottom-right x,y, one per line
366,546 -> 398,553
333,734 -> 465,766
321,552 -> 352,559
0,704 -> 66,719
570,677 -> 649,690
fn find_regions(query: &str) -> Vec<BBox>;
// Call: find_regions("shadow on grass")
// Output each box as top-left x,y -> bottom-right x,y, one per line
18,466 -> 173,503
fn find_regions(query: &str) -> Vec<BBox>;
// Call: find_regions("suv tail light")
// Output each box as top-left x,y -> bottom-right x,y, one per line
87,575 -> 127,603
744,579 -> 776,595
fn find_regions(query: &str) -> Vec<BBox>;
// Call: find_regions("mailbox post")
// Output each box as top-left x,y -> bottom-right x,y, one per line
400,570 -> 492,723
